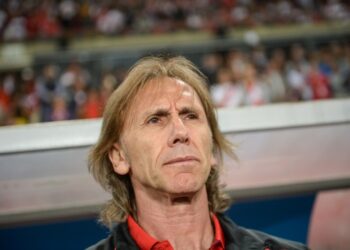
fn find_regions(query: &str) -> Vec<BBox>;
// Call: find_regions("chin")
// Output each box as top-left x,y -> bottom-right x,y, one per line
160,172 -> 208,195
168,178 -> 202,194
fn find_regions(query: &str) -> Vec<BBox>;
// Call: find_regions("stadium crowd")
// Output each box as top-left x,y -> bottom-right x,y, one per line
0,0 -> 350,126
0,0 -> 349,42
0,41 -> 350,126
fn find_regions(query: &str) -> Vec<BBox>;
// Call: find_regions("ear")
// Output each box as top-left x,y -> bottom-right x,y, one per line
108,143 -> 130,175
210,154 -> 218,168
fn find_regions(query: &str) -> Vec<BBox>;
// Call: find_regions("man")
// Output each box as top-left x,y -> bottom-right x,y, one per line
87,56 -> 308,250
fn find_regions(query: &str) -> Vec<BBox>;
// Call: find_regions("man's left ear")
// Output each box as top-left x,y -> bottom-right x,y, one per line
211,154 -> 218,168
108,143 -> 130,175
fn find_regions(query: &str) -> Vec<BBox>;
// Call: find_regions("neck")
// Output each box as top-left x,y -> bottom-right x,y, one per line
134,186 -> 214,250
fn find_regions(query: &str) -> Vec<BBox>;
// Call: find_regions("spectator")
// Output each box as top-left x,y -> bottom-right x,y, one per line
342,43 -> 350,94
241,62 -> 270,106
20,67 -> 39,123
210,67 -> 245,108
307,59 -> 332,99
99,72 -> 118,108
285,44 -> 313,101
51,95 -> 69,121
328,43 -> 348,97
323,0 -> 349,21
263,48 -> 287,102
58,0 -> 78,30
3,16 -> 27,41
26,3 -> 61,39
0,79 -> 11,125
227,50 -> 247,84
96,5 -> 126,35
35,64 -> 61,122
81,88 -> 102,119
58,61 -> 91,118
201,53 -> 223,85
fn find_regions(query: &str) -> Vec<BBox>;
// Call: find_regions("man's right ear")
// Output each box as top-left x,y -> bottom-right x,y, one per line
108,143 -> 130,175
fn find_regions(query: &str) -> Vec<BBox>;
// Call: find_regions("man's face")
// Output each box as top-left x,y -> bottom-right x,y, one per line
110,77 -> 214,196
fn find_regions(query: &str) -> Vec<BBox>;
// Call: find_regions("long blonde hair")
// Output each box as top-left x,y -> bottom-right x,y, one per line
88,56 -> 235,226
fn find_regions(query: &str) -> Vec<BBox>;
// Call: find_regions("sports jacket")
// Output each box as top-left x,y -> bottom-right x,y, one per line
86,214 -> 309,250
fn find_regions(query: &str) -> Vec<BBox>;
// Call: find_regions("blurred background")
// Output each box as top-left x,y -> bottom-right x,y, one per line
0,0 -> 350,249
0,0 -> 349,125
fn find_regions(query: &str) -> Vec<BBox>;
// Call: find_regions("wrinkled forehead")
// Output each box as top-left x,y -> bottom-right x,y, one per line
142,77 -> 194,99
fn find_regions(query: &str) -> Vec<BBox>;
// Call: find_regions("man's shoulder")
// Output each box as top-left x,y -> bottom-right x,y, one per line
217,214 -> 309,250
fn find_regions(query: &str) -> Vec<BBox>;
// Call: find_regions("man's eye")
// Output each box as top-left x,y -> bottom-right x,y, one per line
147,117 -> 160,124
186,113 -> 198,120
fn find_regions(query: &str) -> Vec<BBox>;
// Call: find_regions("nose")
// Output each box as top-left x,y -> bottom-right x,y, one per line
168,117 -> 190,146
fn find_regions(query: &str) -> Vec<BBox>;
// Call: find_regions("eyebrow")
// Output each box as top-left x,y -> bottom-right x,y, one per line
178,106 -> 198,115
145,108 -> 170,118
144,106 -> 199,118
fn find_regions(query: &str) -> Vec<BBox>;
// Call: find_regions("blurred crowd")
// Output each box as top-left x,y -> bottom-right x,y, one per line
0,0 -> 350,126
1,41 -> 350,126
0,0 -> 349,42
208,42 -> 350,107
0,61 -> 124,125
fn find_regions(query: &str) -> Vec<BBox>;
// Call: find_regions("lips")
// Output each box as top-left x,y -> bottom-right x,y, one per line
163,156 -> 200,165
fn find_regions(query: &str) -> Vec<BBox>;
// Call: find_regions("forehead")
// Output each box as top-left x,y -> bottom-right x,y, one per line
131,77 -> 203,112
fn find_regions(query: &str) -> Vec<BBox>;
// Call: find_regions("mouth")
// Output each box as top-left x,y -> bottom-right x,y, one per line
163,156 -> 200,166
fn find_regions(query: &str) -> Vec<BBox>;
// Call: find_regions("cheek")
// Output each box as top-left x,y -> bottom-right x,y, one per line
191,127 -> 214,162
125,133 -> 163,171
200,127 -> 213,152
